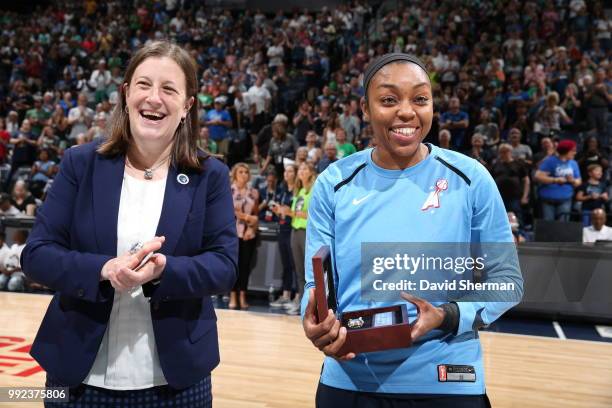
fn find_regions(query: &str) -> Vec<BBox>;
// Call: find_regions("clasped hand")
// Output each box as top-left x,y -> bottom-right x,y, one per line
100,236 -> 167,293
302,289 -> 445,361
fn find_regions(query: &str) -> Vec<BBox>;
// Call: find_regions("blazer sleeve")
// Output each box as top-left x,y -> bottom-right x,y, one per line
20,147 -> 114,303
149,162 -> 238,301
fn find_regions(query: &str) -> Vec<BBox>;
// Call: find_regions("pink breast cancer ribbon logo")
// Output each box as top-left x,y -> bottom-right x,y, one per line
421,178 -> 448,211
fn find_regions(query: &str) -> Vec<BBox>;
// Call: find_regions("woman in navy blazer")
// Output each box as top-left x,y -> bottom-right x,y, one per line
21,41 -> 237,407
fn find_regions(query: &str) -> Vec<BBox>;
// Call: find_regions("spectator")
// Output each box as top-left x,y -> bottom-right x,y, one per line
25,95 -> 50,137
575,164 -> 609,226
287,161 -> 317,315
508,128 -> 533,165
30,149 -> 57,200
322,113 -> 343,147
304,131 -> 322,166
338,100 -> 361,144
314,99 -> 332,135
438,129 -> 452,150
88,59 -> 112,103
205,97 -> 233,157
492,144 -> 530,225
465,133 -> 493,168
295,147 -> 309,167
7,120 -> 38,190
336,128 -> 356,159
230,163 -> 259,310
534,91 -> 572,139
0,119 -> 11,164
67,93 -> 94,143
247,75 -> 272,148
260,115 -> 297,178
535,140 -> 582,221
255,114 -> 287,167
317,142 -> 338,174
11,179 -> 37,216
583,209 -> 612,243
258,169 -> 280,223
576,136 -> 609,178
508,211 -> 527,244
198,127 -> 220,158
270,164 -> 298,309
584,68 -> 611,145
0,230 -> 28,292
473,107 -> 500,148
533,136 -> 556,167
439,96 -> 469,150
5,111 -> 20,137
292,100 -> 314,145
85,112 -> 108,141
0,193 -> 20,216
36,126 -> 62,159
0,232 -> 10,273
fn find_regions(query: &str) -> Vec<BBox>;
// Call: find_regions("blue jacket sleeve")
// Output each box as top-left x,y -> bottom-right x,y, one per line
455,161 -> 524,335
21,148 -> 114,303
150,164 -> 238,301
301,170 -> 336,318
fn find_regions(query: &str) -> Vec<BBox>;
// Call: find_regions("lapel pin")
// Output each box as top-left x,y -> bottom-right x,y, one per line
177,173 -> 189,185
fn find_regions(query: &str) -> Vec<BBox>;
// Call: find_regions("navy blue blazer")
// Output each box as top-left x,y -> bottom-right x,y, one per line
21,141 -> 238,389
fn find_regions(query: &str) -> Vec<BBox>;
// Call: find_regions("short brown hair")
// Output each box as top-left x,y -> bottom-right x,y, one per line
97,41 -> 203,172
587,163 -> 602,173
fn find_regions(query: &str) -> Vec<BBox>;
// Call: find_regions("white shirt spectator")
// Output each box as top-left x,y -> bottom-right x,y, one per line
234,93 -> 253,117
267,45 -> 284,68
569,0 -> 586,19
432,52 -> 449,72
4,242 -> 25,273
583,225 -> 612,243
246,84 -> 271,115
89,69 -> 111,91
68,105 -> 94,140
0,242 -> 11,272
0,205 -> 20,216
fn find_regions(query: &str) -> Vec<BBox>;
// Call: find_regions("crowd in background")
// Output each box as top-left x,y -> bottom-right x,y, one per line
0,0 -> 610,297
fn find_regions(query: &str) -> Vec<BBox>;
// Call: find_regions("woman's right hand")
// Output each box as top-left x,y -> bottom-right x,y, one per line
100,236 -> 165,288
302,288 -> 356,361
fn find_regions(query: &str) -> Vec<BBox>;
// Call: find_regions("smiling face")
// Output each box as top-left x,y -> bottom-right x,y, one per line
361,62 -> 433,169
124,56 -> 193,146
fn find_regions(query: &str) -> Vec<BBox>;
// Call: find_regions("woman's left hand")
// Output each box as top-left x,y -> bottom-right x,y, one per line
400,292 -> 446,342
110,253 -> 167,293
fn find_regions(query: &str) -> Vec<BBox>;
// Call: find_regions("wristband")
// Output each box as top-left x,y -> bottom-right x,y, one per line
438,302 -> 459,334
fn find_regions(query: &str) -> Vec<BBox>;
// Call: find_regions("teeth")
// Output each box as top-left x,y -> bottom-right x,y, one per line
392,128 -> 416,136
141,110 -> 165,119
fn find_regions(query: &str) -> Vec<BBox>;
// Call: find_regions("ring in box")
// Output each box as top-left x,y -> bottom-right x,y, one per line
312,246 -> 412,355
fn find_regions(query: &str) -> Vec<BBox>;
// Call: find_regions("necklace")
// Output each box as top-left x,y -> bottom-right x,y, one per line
126,155 -> 170,180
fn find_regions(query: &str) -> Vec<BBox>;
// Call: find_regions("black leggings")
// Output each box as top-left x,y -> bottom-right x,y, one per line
316,383 -> 491,408
234,238 -> 257,291
277,228 -> 295,292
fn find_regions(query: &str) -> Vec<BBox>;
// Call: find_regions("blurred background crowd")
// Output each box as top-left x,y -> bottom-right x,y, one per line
0,0 -> 610,303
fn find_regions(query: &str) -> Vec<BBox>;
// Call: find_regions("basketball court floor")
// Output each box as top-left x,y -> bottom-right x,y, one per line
1,292 -> 611,407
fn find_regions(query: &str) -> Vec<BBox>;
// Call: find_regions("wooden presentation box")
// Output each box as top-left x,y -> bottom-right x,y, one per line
312,246 -> 412,355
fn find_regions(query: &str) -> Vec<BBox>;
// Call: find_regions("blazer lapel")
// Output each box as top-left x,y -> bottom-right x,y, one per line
156,166 -> 197,256
93,154 -> 124,256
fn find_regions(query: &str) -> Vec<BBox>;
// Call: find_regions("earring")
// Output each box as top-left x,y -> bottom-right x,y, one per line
124,106 -> 129,114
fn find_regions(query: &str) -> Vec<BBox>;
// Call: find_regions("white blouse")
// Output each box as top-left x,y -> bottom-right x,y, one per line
83,172 -> 168,390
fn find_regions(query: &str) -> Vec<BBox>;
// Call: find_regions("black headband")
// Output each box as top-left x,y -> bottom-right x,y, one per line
362,53 -> 429,98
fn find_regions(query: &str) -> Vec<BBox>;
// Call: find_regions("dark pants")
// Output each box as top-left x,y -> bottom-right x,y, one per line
290,228 -> 306,297
278,228 -> 295,292
234,238 -> 257,291
316,383 -> 491,408
45,374 -> 212,407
